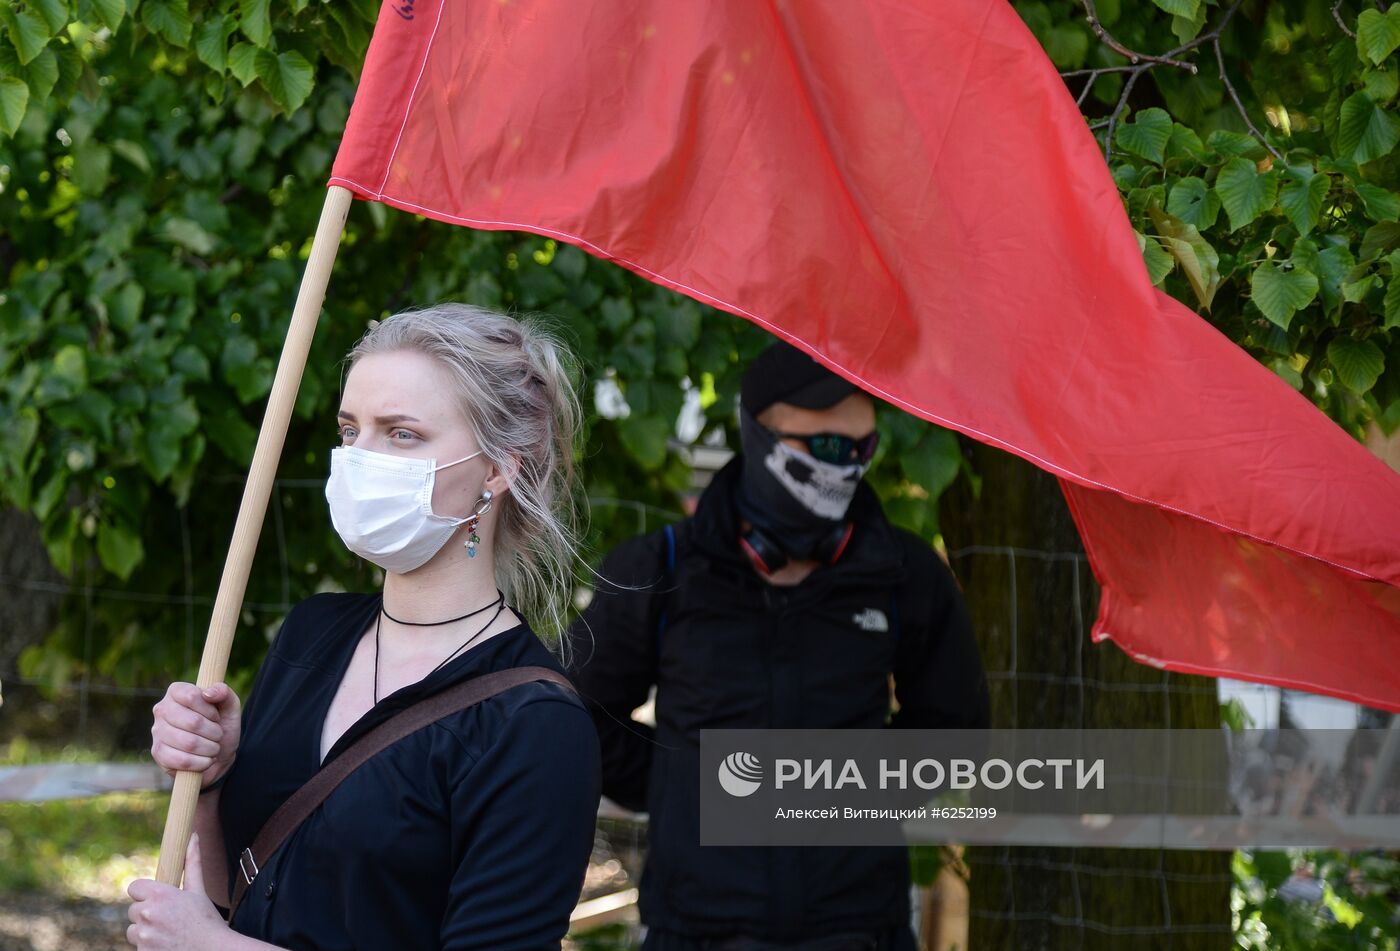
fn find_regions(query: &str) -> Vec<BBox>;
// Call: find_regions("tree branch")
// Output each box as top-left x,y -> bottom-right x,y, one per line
1332,0 -> 1357,38
1100,67 -> 1145,162
1213,21 -> 1284,162
1080,0 -> 1199,71
1069,0 -> 1283,163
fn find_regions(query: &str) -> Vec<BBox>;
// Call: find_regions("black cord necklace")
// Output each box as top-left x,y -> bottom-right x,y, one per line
381,590 -> 502,627
374,590 -> 506,704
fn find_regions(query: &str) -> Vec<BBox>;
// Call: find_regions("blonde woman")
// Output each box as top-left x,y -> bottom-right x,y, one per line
129,305 -> 602,950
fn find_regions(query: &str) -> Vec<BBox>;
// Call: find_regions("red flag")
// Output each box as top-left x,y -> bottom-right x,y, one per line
330,0 -> 1400,712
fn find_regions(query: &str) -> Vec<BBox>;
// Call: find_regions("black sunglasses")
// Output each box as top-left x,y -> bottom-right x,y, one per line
768,428 -> 880,465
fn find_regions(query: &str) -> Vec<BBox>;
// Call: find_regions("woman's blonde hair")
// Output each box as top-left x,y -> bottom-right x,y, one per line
345,303 -> 584,645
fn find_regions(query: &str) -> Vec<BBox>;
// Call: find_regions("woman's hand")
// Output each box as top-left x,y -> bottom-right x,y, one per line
151,681 -> 241,788
127,834 -> 229,949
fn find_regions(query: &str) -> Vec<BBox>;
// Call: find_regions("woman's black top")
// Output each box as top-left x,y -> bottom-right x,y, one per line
216,591 -> 602,950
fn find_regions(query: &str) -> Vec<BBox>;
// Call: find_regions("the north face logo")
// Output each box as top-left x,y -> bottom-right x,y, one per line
852,608 -> 889,632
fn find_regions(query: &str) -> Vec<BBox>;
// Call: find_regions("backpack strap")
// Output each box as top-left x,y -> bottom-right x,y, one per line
228,665 -> 575,919
649,520 -> 686,671
657,522 -> 677,636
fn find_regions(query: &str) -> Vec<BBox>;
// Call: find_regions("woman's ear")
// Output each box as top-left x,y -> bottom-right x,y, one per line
482,454 -> 520,498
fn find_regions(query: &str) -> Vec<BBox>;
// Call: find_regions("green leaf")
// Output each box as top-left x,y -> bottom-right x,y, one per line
33,469 -> 68,522
49,37 -> 79,102
1355,181 -> 1400,221
1361,221 -> 1400,261
97,520 -> 144,580
90,0 -> 125,31
71,143 -> 111,195
160,217 -> 217,255
226,125 -> 260,171
1136,230 -> 1175,284
31,0 -> 69,35
1250,262 -> 1319,330
51,344 -> 88,389
1214,157 -> 1279,231
2,7 -> 51,66
140,429 -> 180,482
228,43 -> 258,86
0,76 -> 29,136
222,337 -> 271,402
108,282 -> 145,332
110,138 -> 151,174
1115,107 -> 1172,164
1165,123 -> 1207,163
1293,240 -> 1355,317
1331,37 -> 1362,89
901,428 -> 960,499
171,344 -> 210,381
1166,176 -> 1220,230
600,296 -> 634,332
239,0 -> 271,47
1364,67 -> 1400,105
1269,357 -> 1304,391
1327,336 -> 1384,393
324,4 -> 371,75
207,403 -> 257,464
1357,8 -> 1400,66
194,15 -> 238,73
656,300 -> 701,351
140,0 -> 192,47
11,404 -> 38,458
204,70 -> 226,104
1385,251 -> 1400,328
616,415 -> 669,470
1337,92 -> 1400,165
2,6 -> 52,66
1170,4 -> 1207,44
222,335 -> 257,373
1206,129 -> 1266,160
254,49 -> 314,113
1149,0 -> 1198,17
21,46 -> 58,104
160,396 -> 200,439
1278,171 -> 1329,236
1147,200 -> 1221,309
1042,25 -> 1089,69
1342,271 -> 1378,303
553,244 -> 587,281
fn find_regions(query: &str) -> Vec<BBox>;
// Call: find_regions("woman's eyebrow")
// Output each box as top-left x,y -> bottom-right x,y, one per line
336,411 -> 422,424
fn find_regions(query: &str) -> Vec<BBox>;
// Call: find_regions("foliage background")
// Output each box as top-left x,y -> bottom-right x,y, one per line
1,0 -> 1397,685
0,0 -> 1391,690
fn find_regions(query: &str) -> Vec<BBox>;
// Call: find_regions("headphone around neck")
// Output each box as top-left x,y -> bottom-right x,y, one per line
738,520 -> 854,576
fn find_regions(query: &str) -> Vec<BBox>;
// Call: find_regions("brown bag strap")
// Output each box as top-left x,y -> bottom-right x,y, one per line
228,665 -> 575,918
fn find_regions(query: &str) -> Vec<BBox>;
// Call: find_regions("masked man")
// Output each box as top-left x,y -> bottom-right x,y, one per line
566,340 -> 990,951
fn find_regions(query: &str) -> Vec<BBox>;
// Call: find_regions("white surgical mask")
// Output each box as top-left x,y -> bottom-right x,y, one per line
325,445 -> 484,574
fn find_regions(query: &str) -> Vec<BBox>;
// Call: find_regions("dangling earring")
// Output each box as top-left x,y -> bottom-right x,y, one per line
463,489 -> 494,558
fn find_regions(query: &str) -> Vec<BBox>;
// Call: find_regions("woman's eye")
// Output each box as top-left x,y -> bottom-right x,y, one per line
338,425 -> 356,440
391,429 -> 417,441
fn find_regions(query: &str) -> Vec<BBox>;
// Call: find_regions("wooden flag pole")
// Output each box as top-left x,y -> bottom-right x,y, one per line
155,184 -> 354,886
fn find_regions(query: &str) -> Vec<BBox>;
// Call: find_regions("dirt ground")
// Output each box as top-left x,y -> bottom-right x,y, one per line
0,845 -> 641,951
0,895 -> 129,951
0,894 -> 641,950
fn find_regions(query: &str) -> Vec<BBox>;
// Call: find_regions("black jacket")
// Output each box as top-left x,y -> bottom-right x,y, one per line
565,456 -> 990,940
218,591 -> 602,950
